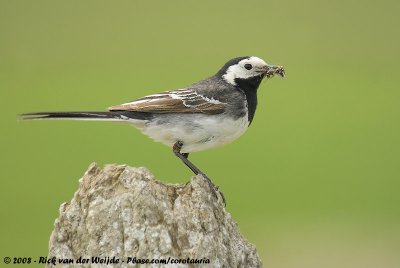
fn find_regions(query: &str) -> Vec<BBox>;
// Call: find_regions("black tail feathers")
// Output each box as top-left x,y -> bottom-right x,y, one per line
19,111 -> 153,121
19,111 -> 119,120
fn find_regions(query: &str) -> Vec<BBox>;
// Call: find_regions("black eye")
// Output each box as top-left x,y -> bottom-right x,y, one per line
244,63 -> 253,70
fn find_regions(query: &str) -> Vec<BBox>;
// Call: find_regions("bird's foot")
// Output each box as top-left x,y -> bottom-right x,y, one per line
173,140 -> 226,206
198,172 -> 226,207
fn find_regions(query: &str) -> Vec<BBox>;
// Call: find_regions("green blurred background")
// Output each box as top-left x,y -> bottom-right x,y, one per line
1,0 -> 399,267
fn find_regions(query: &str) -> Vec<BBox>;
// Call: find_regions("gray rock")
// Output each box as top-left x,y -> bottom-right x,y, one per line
47,163 -> 262,267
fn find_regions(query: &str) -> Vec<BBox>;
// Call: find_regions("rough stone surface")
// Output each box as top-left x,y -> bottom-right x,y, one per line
47,163 -> 262,267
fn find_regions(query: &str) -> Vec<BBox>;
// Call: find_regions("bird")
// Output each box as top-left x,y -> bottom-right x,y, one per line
20,56 -> 285,204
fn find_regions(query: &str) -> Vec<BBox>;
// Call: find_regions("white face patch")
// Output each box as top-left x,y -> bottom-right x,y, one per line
222,56 -> 268,85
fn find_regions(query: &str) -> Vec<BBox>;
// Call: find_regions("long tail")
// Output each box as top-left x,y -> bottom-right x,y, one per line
19,111 -> 153,121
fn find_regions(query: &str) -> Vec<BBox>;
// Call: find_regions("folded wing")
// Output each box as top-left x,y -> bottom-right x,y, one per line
108,89 -> 225,115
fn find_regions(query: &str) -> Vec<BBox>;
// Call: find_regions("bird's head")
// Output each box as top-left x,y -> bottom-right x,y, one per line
217,56 -> 285,87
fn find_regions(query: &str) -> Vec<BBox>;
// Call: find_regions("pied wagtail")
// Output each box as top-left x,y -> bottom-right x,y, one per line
21,56 -> 285,204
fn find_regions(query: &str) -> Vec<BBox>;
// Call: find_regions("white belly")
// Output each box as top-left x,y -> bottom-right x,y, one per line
131,113 -> 249,153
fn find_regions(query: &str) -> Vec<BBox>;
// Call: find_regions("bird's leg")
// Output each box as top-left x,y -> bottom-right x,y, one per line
172,142 -> 204,175
172,141 -> 226,205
